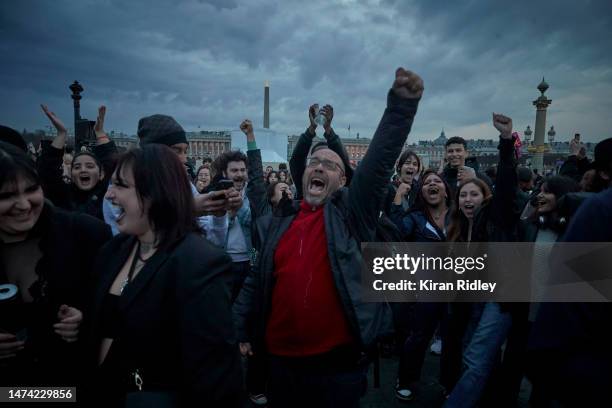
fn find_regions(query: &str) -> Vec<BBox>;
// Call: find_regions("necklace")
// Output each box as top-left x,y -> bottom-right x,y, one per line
431,210 -> 445,220
120,241 -> 144,295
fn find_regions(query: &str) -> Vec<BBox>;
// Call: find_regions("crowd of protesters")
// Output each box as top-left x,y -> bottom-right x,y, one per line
1,66 -> 611,408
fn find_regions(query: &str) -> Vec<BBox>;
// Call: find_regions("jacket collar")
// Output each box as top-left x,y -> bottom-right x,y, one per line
95,235 -> 171,312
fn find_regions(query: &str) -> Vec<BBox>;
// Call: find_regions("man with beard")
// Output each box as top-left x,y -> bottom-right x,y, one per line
210,150 -> 253,302
233,67 -> 424,408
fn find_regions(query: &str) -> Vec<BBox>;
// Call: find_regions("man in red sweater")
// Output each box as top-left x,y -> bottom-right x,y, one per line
234,67 -> 423,407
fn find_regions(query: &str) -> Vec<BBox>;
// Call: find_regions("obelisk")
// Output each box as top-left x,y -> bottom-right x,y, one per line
532,78 -> 552,173
264,80 -> 270,129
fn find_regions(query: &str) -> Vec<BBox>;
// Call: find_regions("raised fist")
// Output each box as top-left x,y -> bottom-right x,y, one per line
320,104 -> 334,131
492,113 -> 513,139
393,182 -> 412,205
308,104 -> 319,129
392,68 -> 424,99
240,119 -> 253,136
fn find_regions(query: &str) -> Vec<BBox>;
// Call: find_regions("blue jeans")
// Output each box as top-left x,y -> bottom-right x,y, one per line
397,302 -> 446,386
444,302 -> 512,408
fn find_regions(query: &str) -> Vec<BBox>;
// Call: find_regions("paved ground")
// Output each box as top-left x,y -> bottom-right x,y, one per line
245,350 -> 532,407
361,351 -> 531,408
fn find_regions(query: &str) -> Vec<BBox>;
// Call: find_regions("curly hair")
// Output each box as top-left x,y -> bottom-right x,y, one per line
212,150 -> 247,176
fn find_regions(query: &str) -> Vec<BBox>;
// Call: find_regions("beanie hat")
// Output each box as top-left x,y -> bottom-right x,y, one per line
137,114 -> 187,147
592,137 -> 612,171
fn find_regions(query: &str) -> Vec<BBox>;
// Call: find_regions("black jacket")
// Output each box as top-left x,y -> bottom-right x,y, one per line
246,148 -> 271,219
38,141 -> 118,220
86,233 -> 243,407
382,179 -> 419,218
527,187 -> 612,406
234,91 -> 420,352
451,137 -> 518,243
390,208 -> 448,242
0,202 -> 111,386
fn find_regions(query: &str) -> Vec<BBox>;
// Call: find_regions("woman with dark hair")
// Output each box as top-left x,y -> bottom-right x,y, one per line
87,144 -> 242,407
518,175 -> 580,243
278,169 -> 288,183
266,181 -> 294,208
384,150 -> 421,217
442,114 -> 518,407
0,141 -> 111,388
195,165 -> 212,193
390,169 -> 452,401
39,105 -> 117,221
391,169 -> 450,242
266,170 -> 279,185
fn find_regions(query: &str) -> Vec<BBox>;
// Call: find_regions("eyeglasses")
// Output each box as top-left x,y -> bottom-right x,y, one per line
307,157 -> 345,174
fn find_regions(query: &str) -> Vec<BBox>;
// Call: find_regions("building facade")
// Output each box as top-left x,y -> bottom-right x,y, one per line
109,131 -> 138,151
186,130 -> 231,162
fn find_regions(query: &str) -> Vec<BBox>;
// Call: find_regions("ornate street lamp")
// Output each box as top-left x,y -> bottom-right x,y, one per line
548,125 -> 556,144
524,125 -> 532,144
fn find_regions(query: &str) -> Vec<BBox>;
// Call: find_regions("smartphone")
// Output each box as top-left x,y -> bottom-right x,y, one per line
213,179 -> 234,191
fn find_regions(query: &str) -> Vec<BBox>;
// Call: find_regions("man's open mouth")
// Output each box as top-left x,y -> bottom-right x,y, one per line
309,178 -> 326,194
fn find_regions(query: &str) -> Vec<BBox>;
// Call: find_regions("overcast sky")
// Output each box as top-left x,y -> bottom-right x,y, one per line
1,0 -> 611,143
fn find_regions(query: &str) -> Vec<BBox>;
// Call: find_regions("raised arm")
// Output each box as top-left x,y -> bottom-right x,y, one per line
290,104 -> 354,198
241,119 -> 270,218
91,106 -> 118,184
289,104 -> 320,199
348,68 -> 423,239
320,117 -> 354,187
38,104 -> 70,206
490,113 -> 518,229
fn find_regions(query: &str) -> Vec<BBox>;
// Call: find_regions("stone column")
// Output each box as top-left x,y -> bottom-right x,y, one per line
532,78 -> 552,173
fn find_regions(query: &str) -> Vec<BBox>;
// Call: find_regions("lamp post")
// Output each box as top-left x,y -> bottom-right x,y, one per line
524,125 -> 532,144
69,81 -> 85,149
532,78 -> 552,174
547,125 -> 556,144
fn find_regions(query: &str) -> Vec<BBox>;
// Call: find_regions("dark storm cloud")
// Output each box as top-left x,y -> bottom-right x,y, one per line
1,0 -> 611,143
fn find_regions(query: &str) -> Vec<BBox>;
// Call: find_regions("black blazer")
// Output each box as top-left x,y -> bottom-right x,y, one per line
0,202 -> 111,387
86,233 -> 243,407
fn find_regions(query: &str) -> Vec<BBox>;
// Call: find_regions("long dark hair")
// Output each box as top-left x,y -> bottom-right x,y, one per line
0,141 -> 40,190
411,169 -> 453,227
266,171 -> 279,184
113,144 -> 198,251
447,178 -> 492,242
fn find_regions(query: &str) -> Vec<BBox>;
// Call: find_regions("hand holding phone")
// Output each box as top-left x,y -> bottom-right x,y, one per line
212,179 -> 234,192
